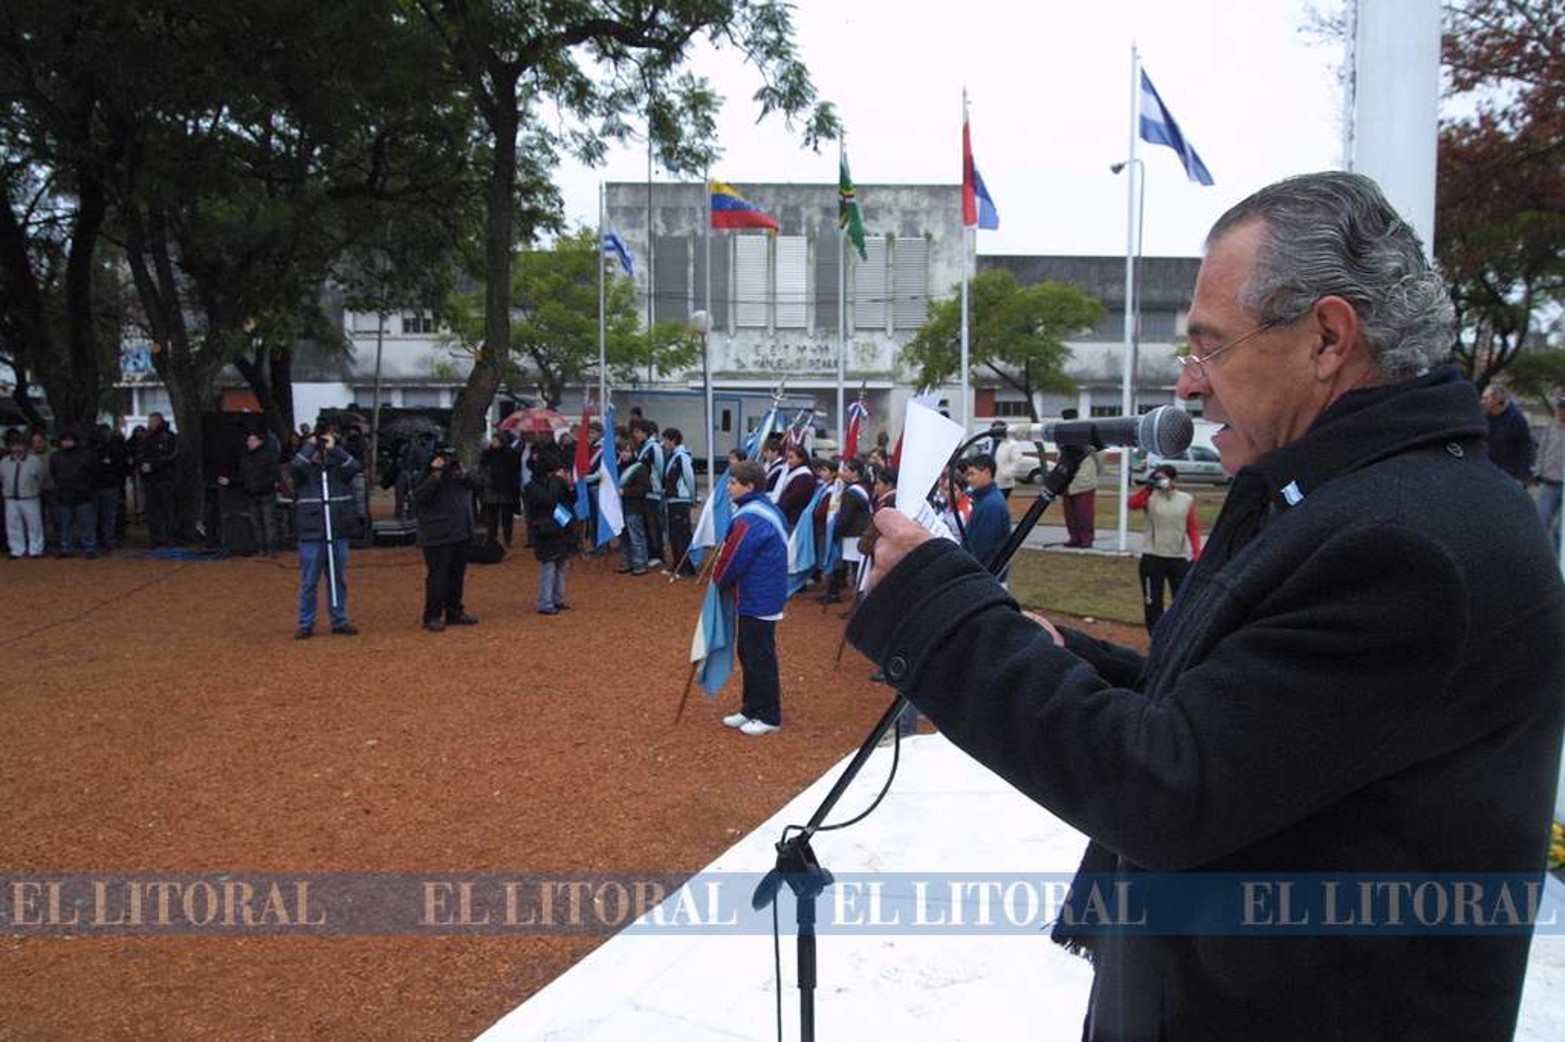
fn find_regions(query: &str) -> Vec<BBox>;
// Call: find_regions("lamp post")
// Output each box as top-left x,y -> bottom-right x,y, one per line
690,309 -> 715,493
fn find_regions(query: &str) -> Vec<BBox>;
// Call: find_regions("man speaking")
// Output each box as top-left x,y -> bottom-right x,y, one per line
849,172 -> 1564,1039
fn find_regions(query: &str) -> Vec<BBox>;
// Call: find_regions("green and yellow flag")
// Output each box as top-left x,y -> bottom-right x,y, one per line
838,151 -> 867,261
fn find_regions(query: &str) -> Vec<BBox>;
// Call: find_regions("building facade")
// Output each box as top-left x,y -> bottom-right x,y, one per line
104,178 -> 1203,441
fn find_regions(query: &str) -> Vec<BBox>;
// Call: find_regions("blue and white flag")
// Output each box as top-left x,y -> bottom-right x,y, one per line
603,231 -> 635,277
786,482 -> 829,596
689,582 -> 736,697
596,404 -> 625,545
1139,69 -> 1214,186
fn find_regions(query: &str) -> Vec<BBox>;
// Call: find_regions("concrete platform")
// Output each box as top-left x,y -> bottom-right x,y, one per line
476,733 -> 1565,1041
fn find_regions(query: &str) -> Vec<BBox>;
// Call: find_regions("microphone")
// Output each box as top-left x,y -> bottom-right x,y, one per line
1009,405 -> 1194,457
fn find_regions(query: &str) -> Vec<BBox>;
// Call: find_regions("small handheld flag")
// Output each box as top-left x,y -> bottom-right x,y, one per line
1139,69 -> 1214,186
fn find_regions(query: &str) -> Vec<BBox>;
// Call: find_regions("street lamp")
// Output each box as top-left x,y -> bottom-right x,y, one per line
690,309 -> 715,492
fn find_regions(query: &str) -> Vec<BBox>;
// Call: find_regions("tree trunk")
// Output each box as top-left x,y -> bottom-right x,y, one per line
234,347 -> 293,441
447,93 -> 518,465
57,174 -> 108,431
270,342 -> 295,434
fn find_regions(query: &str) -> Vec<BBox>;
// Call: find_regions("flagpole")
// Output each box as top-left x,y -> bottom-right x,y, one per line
837,141 -> 848,450
703,170 -> 716,492
960,90 -> 972,434
599,181 -> 608,415
1117,47 -> 1140,554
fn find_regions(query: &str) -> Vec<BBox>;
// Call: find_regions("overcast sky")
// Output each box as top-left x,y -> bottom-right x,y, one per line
552,0 -> 1347,259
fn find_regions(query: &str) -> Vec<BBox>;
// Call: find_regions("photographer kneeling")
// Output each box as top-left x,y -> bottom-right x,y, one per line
413,444 -> 480,633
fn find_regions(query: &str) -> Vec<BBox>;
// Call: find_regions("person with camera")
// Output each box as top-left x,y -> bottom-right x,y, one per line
413,443 -> 480,632
1127,462 -> 1203,632
290,431 -> 361,639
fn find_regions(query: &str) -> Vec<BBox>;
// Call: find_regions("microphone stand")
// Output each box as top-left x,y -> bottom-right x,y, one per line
751,440 -> 1089,1042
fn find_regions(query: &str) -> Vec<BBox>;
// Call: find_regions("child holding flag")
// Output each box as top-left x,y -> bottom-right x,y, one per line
715,461 -> 789,736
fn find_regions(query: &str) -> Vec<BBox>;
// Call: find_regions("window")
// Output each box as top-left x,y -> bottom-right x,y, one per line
402,389 -> 443,407
401,310 -> 436,335
1139,310 -> 1177,340
654,235 -> 690,325
734,236 -> 770,328
1090,405 -> 1121,418
775,236 -> 807,328
892,238 -> 929,330
993,400 -> 1032,418
854,236 -> 887,330
720,408 -> 733,434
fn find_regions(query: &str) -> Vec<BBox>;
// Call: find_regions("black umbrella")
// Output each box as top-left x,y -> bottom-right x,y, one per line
378,415 -> 443,439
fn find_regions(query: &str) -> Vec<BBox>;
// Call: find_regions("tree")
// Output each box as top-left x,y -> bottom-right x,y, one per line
901,269 -> 1104,422
1438,0 -> 1565,389
0,0 -> 138,431
107,1 -> 477,527
444,228 -> 698,408
414,0 -> 838,458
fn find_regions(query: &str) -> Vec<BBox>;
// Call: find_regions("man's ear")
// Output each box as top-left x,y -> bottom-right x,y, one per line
1311,296 -> 1362,377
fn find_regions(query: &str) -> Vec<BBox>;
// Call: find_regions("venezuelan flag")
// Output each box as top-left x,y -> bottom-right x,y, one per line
709,180 -> 779,232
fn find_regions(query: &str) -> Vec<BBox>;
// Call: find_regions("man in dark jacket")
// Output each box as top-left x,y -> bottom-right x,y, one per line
412,444 -> 479,632
291,432 -> 360,639
137,412 -> 180,546
848,172 -> 1565,1040
48,427 -> 98,558
1481,385 -> 1534,484
90,424 -> 129,552
239,432 -> 281,555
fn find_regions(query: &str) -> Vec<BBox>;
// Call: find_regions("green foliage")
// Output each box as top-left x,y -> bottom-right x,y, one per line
1499,347 -> 1565,407
901,269 -> 1103,420
1438,0 -> 1565,388
416,0 -> 839,448
444,228 -> 698,407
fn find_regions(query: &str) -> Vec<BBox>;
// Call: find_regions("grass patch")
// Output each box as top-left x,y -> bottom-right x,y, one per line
1009,550 -> 1146,625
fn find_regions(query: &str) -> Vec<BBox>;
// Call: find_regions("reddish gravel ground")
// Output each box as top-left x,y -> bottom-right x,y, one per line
0,543 -> 1148,1041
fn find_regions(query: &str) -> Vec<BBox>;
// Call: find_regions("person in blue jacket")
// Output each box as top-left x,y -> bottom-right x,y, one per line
960,454 -> 1012,581
713,460 -> 790,736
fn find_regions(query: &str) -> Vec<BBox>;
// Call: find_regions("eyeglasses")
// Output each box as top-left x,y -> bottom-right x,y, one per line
1175,318 -> 1284,382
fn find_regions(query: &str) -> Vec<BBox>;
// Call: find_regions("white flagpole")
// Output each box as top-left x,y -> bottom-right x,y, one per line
598,182 -> 608,414
960,90 -> 972,434
1117,46 -> 1141,554
837,141 -> 848,450
703,170 -> 716,491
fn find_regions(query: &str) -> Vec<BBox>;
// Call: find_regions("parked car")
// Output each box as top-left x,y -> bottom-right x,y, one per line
1132,443 -> 1231,484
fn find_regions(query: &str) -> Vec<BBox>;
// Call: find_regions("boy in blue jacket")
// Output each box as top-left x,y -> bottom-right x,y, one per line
713,460 -> 790,736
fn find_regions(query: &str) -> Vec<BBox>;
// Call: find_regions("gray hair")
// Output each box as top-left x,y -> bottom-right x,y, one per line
1207,172 -> 1454,377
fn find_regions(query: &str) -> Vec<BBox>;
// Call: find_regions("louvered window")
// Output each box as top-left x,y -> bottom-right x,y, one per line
853,236 -> 887,330
775,236 -> 807,328
734,236 -> 770,328
892,239 -> 929,329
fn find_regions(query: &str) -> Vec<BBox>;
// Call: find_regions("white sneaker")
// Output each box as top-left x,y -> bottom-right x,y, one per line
739,719 -> 780,736
648,557 -> 663,568
722,713 -> 749,728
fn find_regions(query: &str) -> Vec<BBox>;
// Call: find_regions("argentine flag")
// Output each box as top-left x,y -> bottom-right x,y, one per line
1139,69 -> 1214,186
595,403 -> 625,545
